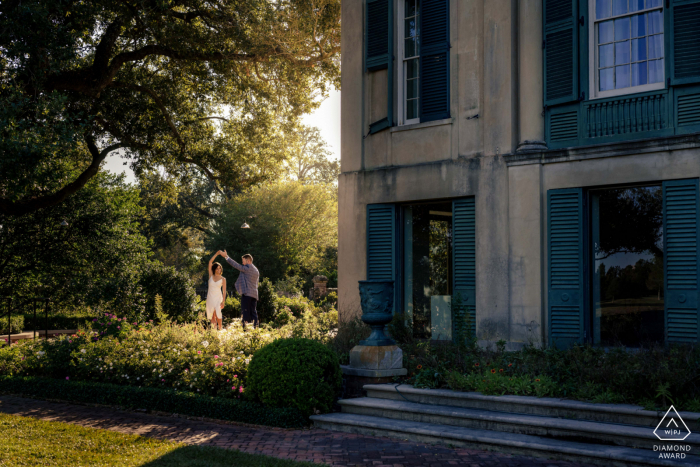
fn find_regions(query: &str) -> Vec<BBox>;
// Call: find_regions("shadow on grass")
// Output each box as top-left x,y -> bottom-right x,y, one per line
138,444 -> 325,467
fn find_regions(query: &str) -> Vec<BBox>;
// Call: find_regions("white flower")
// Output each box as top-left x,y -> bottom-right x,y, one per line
244,359 -> 250,364
99,357 -> 102,361
194,378 -> 197,381
201,370 -> 205,375
137,377 -> 140,380
80,349 -> 86,354
201,341 -> 209,348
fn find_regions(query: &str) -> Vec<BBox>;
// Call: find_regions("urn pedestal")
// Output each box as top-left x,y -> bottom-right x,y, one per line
340,280 -> 407,398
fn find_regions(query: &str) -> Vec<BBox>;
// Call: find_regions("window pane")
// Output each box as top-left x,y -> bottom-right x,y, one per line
600,43 -> 615,67
632,37 -> 647,61
649,58 -> 664,83
648,10 -> 663,34
631,14 -> 646,37
613,0 -> 628,16
616,64 -> 631,88
405,18 -> 417,39
597,0 -> 612,19
405,0 -> 417,17
615,41 -> 630,65
632,61 -> 648,85
648,0 -> 662,7
600,67 -> 615,90
406,58 -> 419,79
648,34 -> 663,59
615,17 -> 630,41
407,98 -> 418,120
406,78 -> 418,99
591,186 -> 664,347
599,20 -> 614,43
630,0 -> 645,12
405,38 -> 417,57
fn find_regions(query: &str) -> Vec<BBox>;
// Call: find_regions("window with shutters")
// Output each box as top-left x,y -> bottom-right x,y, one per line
589,0 -> 665,99
395,0 -> 449,126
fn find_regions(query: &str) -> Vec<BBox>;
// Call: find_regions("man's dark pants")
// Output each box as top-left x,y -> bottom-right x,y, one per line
241,295 -> 259,328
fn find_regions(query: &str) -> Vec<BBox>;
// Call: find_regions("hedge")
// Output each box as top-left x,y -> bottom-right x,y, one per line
0,376 -> 308,428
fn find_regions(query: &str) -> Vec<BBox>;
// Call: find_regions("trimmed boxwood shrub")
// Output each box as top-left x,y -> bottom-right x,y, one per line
246,338 -> 341,416
0,376 -> 307,428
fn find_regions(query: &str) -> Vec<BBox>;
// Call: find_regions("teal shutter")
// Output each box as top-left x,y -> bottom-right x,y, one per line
669,0 -> 700,86
663,179 -> 700,343
366,0 -> 394,134
419,0 -> 450,122
367,204 -> 397,312
547,188 -> 586,349
543,0 -> 579,106
452,198 -> 476,338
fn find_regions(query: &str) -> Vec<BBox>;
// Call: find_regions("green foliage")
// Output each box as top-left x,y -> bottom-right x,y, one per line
277,296 -> 315,318
138,262 -> 198,323
247,338 -> 341,416
22,314 -> 93,332
257,278 -> 279,324
0,315 -> 24,335
0,376 -> 307,428
207,182 -> 338,284
274,276 -> 305,295
0,0 -> 340,218
328,318 -> 371,365
399,339 -> 700,411
0,173 -> 150,308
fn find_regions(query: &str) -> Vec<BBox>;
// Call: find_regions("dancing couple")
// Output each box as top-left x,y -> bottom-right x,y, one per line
207,250 -> 259,330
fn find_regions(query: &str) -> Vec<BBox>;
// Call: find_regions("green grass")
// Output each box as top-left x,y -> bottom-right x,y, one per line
0,413 -> 323,467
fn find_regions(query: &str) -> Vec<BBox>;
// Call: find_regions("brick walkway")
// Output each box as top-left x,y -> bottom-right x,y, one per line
0,395 -> 594,467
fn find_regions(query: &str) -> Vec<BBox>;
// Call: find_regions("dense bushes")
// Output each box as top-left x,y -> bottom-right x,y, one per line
390,315 -> 700,411
0,376 -> 307,428
0,315 -> 23,335
138,263 -> 198,323
247,338 -> 341,416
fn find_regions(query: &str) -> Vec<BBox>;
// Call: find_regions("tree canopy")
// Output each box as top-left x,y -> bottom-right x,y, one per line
0,0 -> 341,216
207,181 -> 337,285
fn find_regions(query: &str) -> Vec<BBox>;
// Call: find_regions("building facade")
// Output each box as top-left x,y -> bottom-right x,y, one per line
338,0 -> 700,349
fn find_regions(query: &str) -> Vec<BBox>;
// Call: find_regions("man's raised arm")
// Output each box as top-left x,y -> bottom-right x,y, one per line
222,250 -> 246,272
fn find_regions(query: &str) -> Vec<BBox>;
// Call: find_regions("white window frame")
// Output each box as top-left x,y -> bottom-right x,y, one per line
397,0 -> 420,125
588,0 -> 666,100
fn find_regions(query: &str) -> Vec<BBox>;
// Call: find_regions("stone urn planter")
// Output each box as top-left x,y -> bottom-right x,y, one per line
358,280 -> 396,346
339,280 -> 407,398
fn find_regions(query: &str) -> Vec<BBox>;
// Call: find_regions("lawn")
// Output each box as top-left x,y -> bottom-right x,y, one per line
0,413 -> 322,467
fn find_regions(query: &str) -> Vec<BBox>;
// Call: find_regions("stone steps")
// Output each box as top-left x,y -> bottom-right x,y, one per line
338,397 -> 700,453
311,384 -> 700,466
310,412 -> 699,467
364,384 -> 700,430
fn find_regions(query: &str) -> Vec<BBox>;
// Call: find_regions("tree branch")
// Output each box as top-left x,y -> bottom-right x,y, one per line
0,139 -> 125,216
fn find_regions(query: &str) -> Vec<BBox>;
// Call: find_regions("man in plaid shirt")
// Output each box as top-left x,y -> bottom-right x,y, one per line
220,250 -> 259,328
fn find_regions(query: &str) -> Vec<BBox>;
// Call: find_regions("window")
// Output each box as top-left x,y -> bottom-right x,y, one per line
590,185 -> 664,346
399,0 -> 420,125
402,202 -> 453,339
590,0 -> 665,98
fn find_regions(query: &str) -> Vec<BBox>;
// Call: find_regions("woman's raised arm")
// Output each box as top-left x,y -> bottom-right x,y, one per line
207,252 -> 218,278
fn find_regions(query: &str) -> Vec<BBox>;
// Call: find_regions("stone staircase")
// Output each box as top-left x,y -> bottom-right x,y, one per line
310,384 -> 700,467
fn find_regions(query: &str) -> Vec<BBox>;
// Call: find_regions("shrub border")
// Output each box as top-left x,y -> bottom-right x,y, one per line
0,376 -> 308,428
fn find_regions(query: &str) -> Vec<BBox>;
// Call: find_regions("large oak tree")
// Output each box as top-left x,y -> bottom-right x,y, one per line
0,0 -> 340,216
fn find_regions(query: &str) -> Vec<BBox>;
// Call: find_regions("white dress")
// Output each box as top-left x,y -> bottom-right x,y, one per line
205,276 -> 224,320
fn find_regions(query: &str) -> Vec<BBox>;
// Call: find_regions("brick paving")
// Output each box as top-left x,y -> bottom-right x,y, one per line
0,395 -> 595,467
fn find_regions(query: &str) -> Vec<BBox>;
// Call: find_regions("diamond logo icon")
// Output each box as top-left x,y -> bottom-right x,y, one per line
654,406 -> 692,441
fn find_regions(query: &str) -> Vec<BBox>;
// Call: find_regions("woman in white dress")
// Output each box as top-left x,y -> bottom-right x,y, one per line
206,253 -> 227,330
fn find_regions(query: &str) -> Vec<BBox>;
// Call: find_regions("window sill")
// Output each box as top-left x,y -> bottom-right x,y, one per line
391,118 -> 453,133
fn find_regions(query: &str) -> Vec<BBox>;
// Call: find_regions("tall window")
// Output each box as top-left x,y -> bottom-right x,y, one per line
590,0 -> 665,98
401,0 -> 420,124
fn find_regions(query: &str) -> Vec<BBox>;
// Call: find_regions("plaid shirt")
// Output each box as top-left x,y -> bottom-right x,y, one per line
225,257 -> 260,300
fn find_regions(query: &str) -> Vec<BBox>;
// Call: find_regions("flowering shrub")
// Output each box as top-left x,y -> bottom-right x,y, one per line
0,308 -> 338,401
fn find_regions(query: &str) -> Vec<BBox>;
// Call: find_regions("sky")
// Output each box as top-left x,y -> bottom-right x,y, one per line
103,89 -> 341,184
